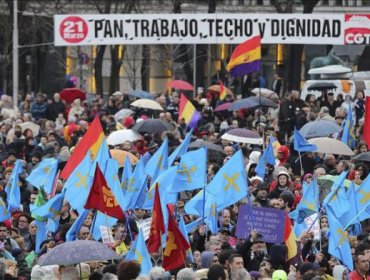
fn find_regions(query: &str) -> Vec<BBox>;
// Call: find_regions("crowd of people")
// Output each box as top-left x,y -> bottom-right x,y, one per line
0,83 -> 368,280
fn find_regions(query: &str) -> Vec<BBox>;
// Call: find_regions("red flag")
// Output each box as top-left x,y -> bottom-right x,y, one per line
147,184 -> 165,254
61,116 -> 104,179
162,206 -> 190,271
364,97 -> 370,148
84,164 -> 124,220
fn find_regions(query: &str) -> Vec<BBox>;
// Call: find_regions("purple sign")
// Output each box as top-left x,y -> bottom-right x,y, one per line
235,205 -> 285,243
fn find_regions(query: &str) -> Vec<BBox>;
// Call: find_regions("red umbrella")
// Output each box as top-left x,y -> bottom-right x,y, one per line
60,88 -> 86,104
167,80 -> 194,91
214,102 -> 231,112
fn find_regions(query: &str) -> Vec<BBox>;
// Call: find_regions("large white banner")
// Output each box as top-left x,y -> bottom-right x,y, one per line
54,13 -> 369,46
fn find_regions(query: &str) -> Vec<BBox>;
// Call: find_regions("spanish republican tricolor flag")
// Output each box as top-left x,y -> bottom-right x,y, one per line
219,80 -> 227,100
226,35 -> 261,77
285,214 -> 299,261
178,94 -> 201,129
60,116 -> 104,179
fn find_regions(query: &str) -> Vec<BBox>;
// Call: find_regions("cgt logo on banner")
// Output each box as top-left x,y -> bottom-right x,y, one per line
344,14 -> 370,45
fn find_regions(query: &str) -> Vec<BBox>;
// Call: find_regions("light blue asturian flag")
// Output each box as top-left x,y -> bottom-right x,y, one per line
352,173 -> 370,223
26,158 -> 58,194
206,200 -> 219,235
105,158 -> 125,213
145,137 -> 168,181
323,171 -> 350,220
255,144 -> 275,179
64,151 -> 93,214
293,128 -> 317,152
185,217 -> 205,233
168,148 -> 207,193
89,139 -> 111,177
179,215 -> 194,263
0,197 -> 10,222
143,166 -> 178,229
207,150 -> 248,210
31,192 -> 65,233
66,209 -> 89,241
92,211 -> 117,241
325,206 -> 354,271
35,220 -> 47,254
338,181 -> 362,236
168,129 -> 193,166
5,160 -> 23,213
121,156 -> 133,197
290,179 -> 319,237
341,103 -> 356,149
125,230 -> 152,275
142,166 -> 178,210
184,189 -> 210,217
123,158 -> 148,210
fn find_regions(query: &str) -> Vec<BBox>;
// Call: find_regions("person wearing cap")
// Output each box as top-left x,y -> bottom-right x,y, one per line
236,230 -> 266,272
269,170 -> 291,200
218,227 -> 231,245
253,182 -> 270,208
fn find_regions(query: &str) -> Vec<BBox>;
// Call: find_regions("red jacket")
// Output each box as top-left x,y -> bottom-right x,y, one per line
350,271 -> 370,280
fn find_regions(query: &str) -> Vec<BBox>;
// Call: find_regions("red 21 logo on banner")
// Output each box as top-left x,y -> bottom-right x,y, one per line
60,16 -> 88,44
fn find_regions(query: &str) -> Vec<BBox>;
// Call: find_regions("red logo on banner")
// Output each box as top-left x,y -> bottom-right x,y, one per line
60,16 -> 88,43
344,14 -> 370,45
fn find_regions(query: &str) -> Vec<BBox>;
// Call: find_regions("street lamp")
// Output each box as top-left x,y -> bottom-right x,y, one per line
13,0 -> 19,107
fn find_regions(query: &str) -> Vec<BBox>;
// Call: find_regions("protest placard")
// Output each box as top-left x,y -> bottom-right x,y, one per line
235,205 -> 285,243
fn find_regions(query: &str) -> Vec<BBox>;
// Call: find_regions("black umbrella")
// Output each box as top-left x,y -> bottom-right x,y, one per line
307,82 -> 337,91
188,140 -> 225,163
132,119 -> 169,134
353,152 -> 370,162
230,96 -> 277,111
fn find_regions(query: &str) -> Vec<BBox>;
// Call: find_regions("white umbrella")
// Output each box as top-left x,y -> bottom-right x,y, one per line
308,137 -> 354,156
131,99 -> 163,111
251,88 -> 277,98
107,129 -> 142,146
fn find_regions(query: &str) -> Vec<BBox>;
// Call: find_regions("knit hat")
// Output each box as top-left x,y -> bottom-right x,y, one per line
279,190 -> 295,204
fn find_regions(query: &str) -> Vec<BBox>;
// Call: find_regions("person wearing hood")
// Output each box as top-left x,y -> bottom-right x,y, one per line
201,251 -> 219,269
269,170 -> 291,199
277,146 -> 290,166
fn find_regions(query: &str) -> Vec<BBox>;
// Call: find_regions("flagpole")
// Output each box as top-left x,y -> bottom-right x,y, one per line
89,210 -> 97,235
124,212 -> 134,242
344,204 -> 367,230
298,151 -> 304,177
306,208 -> 324,233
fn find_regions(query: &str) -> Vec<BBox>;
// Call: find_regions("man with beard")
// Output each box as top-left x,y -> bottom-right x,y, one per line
253,182 -> 270,208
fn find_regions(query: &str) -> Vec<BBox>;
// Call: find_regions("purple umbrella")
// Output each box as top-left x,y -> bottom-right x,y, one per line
37,240 -> 121,266
214,102 -> 231,112
221,128 -> 263,145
